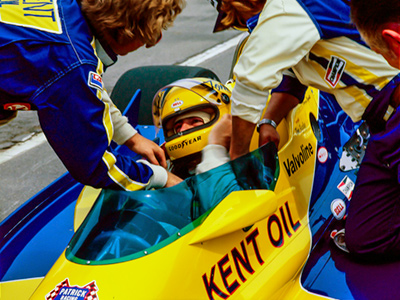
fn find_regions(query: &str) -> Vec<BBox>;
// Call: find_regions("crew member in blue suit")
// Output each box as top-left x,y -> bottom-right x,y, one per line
0,0 -> 184,190
210,0 -> 400,259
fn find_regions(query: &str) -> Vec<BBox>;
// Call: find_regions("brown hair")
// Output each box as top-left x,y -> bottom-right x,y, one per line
350,0 -> 400,50
219,0 -> 266,30
82,0 -> 185,47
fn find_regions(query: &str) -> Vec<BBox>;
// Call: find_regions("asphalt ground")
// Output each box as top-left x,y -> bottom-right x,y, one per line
0,0 -> 242,221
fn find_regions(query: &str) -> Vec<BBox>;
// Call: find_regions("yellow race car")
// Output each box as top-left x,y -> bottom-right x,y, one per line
3,63 -> 390,300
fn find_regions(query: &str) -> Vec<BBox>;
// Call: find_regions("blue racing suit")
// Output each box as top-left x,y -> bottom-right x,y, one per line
0,0 -> 164,190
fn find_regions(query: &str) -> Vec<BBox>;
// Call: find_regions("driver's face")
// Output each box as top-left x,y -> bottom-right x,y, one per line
174,117 -> 205,133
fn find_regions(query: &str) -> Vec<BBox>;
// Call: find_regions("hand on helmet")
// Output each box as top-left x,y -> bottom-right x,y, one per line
208,114 -> 232,150
124,133 -> 167,168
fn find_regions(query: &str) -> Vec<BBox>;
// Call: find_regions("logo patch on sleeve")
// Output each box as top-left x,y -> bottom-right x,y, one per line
325,56 -> 346,88
88,71 -> 103,91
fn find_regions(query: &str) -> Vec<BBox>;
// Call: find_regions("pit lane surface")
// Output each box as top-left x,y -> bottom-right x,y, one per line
0,0 -> 242,222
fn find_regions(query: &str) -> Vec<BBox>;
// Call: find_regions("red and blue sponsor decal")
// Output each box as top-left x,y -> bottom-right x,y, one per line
88,71 -> 103,91
46,278 -> 99,300
325,56 -> 346,88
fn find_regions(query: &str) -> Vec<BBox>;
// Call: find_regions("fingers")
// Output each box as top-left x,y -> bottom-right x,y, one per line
208,114 -> 232,148
142,145 -> 167,168
125,134 -> 168,168
220,113 -> 232,123
144,152 -> 159,166
154,146 -> 167,168
258,125 -> 280,148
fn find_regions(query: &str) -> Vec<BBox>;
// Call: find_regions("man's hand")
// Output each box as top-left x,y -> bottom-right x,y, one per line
208,114 -> 232,150
259,124 -> 280,148
124,134 -> 167,168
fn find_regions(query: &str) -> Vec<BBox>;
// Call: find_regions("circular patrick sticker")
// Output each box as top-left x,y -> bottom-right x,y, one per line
317,147 -> 328,163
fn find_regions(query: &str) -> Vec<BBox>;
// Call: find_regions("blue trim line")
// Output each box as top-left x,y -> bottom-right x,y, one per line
295,0 -> 322,37
308,52 -> 381,99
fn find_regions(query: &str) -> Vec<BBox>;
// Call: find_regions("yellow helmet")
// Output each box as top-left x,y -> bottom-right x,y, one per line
152,77 -> 231,168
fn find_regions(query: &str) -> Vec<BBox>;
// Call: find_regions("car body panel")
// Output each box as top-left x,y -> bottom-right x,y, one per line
28,87 -> 327,299
1,69 -> 392,300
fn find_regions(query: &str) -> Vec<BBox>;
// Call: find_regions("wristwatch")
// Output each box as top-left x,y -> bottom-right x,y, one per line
257,118 -> 277,132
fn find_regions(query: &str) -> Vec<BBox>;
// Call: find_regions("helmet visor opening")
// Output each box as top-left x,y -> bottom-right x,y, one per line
163,105 -> 218,141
